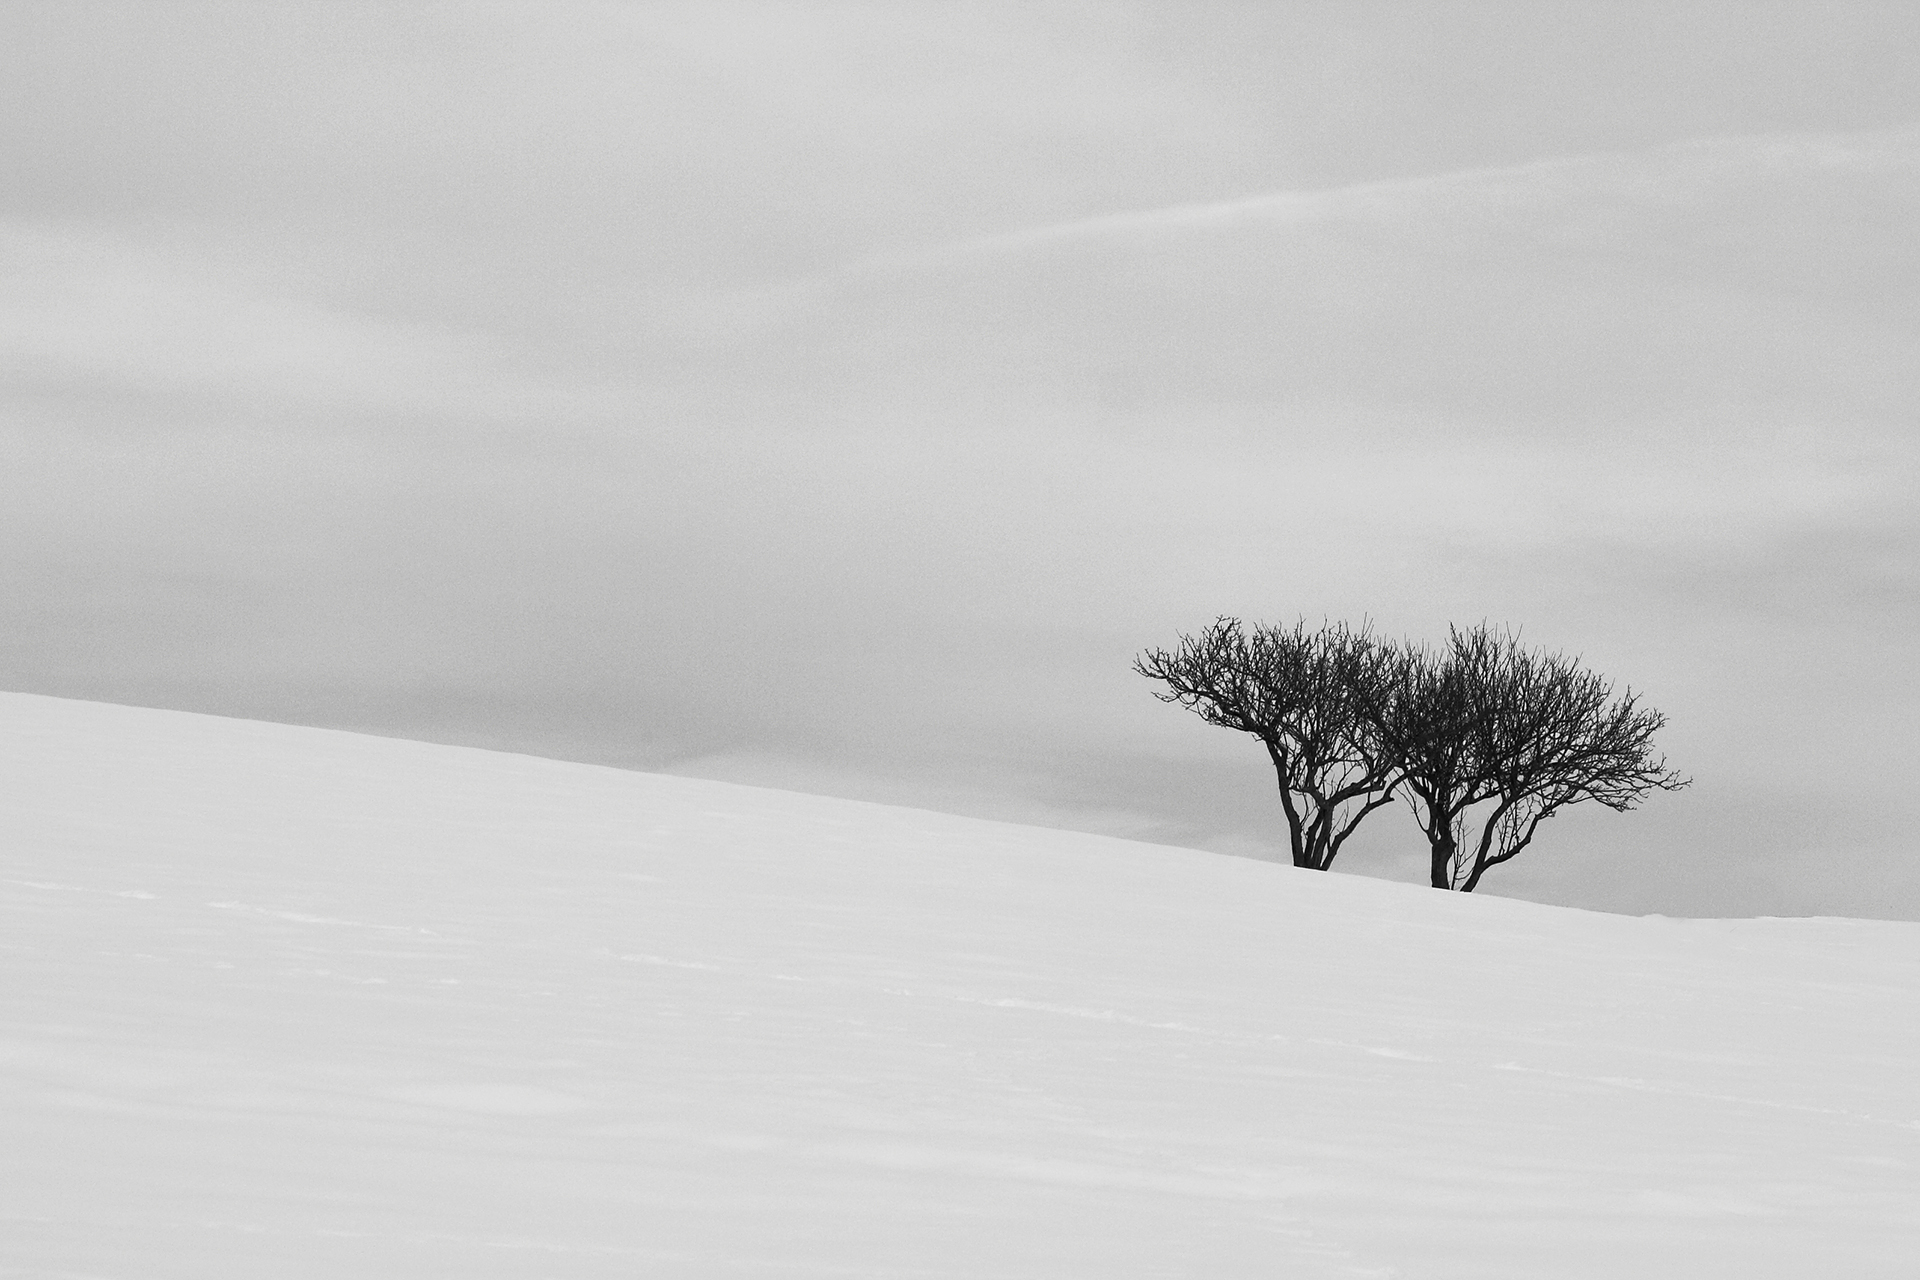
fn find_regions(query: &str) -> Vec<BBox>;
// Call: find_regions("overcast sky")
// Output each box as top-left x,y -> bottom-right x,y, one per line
5,2 -> 1918,918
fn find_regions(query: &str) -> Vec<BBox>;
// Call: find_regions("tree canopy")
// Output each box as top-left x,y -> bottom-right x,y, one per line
1135,618 -> 1401,872
1382,625 -> 1688,891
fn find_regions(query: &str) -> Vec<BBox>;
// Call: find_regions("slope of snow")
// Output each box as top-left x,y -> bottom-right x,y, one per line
3,692 -> 1916,1278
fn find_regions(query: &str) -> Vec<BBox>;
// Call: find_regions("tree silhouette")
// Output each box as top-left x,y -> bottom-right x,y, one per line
1142,618 -> 1687,890
1379,625 -> 1689,891
1136,618 -> 1403,871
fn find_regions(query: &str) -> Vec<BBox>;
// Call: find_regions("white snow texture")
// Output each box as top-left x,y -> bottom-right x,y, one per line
3,692 -> 1916,1277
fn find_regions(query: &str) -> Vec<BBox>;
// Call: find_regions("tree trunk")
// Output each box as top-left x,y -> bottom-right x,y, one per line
1429,831 -> 1456,889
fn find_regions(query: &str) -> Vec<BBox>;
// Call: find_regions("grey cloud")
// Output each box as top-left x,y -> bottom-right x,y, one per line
4,6 -> 1918,920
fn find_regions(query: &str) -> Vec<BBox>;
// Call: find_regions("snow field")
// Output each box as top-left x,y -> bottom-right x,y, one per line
2,692 -> 1916,1277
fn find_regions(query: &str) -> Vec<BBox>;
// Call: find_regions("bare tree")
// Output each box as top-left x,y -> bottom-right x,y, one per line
1380,625 -> 1688,891
1136,618 -> 1402,871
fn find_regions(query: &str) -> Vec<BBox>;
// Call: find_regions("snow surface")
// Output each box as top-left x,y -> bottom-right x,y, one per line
3,692 -> 1916,1278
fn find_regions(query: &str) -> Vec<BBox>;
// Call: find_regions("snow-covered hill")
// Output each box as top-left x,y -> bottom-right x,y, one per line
4,693 -> 1916,1278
